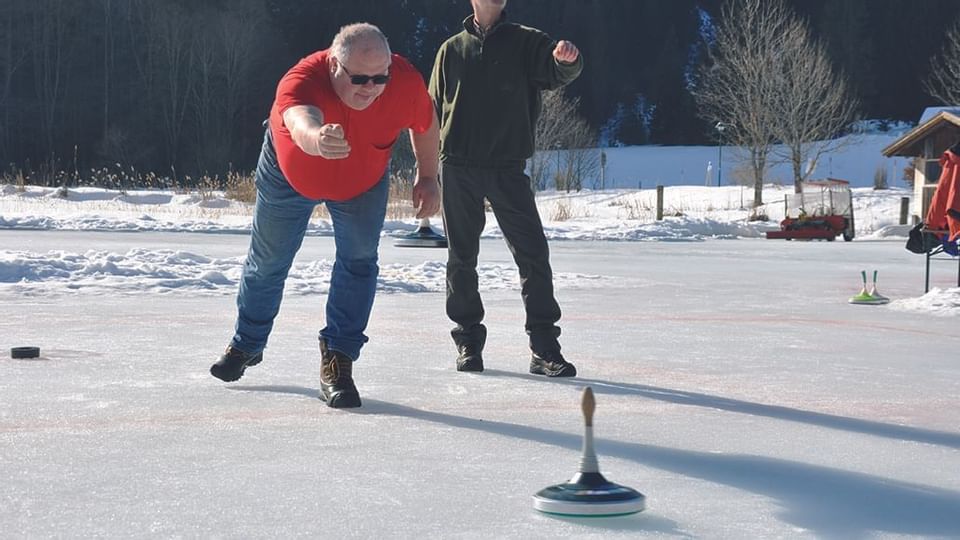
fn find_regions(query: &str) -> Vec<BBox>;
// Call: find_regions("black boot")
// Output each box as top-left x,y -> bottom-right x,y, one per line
210,346 -> 263,382
320,341 -> 361,408
456,344 -> 484,372
530,349 -> 576,378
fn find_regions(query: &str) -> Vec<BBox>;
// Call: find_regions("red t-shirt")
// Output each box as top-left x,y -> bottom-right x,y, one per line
268,50 -> 433,201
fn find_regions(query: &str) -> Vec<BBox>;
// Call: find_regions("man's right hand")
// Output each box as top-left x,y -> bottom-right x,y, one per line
305,123 -> 350,159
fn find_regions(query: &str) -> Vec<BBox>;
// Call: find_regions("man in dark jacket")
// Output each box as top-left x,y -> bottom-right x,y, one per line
429,0 -> 582,376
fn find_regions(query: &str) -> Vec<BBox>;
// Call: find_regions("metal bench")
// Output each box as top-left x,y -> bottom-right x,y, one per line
922,228 -> 960,292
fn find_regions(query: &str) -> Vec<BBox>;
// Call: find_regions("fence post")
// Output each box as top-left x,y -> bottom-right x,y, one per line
656,185 -> 664,221
899,197 -> 910,225
600,150 -> 606,190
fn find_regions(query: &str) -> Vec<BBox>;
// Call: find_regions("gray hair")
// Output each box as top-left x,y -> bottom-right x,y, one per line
330,23 -> 391,62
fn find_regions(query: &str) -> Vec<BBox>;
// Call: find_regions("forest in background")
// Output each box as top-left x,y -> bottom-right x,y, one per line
1,0 -> 958,184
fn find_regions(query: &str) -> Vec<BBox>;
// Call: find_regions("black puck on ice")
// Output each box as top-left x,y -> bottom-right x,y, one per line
11,346 -> 40,359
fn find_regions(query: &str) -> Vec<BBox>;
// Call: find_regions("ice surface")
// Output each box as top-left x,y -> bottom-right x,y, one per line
2,227 -> 959,538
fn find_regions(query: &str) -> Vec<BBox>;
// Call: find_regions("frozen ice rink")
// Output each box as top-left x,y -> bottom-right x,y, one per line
3,230 -> 959,539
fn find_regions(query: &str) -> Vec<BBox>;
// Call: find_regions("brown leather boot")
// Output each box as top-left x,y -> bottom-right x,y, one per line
320,341 -> 361,408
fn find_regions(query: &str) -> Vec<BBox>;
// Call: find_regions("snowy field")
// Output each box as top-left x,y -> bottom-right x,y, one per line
2,180 -> 960,538
596,133 -> 913,191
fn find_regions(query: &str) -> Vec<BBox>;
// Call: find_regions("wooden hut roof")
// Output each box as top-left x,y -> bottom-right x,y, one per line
882,108 -> 960,157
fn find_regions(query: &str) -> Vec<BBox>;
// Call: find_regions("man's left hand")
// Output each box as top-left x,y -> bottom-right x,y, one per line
412,176 -> 441,218
553,40 -> 579,64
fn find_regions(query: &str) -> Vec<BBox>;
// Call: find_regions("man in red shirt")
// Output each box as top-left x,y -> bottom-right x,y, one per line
211,23 -> 440,409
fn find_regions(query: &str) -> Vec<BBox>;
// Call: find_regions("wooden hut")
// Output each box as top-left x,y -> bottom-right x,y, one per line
882,107 -> 960,222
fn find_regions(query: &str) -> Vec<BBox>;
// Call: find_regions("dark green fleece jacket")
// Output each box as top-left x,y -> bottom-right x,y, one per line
429,13 -> 583,168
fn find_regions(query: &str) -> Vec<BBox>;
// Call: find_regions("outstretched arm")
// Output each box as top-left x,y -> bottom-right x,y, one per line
282,105 -> 350,159
530,33 -> 583,90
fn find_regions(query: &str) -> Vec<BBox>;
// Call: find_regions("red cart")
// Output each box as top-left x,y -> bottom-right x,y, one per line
766,179 -> 855,242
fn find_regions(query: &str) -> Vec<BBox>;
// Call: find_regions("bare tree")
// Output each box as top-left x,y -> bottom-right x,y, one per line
101,0 -> 113,139
123,0 -> 195,174
153,4 -> 194,173
532,89 -> 579,190
29,0 -> 77,161
559,128 -> 600,192
191,17 -> 221,172
532,88 -> 598,191
191,0 -> 267,174
695,0 -> 789,206
925,17 -> 960,105
218,2 -> 265,159
769,13 -> 860,192
0,1 -> 31,158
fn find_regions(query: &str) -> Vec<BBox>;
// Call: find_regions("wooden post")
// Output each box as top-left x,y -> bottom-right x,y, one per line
600,150 -> 606,191
899,197 -> 910,225
656,185 -> 664,221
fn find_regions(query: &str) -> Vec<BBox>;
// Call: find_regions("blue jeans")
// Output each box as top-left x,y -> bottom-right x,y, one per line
231,129 -> 388,361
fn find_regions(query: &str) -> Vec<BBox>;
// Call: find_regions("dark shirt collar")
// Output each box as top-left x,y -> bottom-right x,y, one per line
463,10 -> 508,39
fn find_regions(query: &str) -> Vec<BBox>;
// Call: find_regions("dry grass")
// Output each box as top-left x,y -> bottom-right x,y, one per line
748,206 -> 770,221
225,171 -> 256,204
549,197 -> 592,221
13,168 -> 27,193
386,175 -> 416,220
551,198 -> 573,221
1,161 -> 181,192
2,164 -> 424,222
308,175 -> 419,221
613,197 -> 653,220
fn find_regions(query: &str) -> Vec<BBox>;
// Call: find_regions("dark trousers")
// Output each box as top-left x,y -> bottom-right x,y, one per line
441,162 -> 562,353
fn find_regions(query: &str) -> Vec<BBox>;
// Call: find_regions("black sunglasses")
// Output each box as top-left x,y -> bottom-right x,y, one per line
340,64 -> 390,86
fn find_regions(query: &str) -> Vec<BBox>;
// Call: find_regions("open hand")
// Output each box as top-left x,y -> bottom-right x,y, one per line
553,40 -> 579,64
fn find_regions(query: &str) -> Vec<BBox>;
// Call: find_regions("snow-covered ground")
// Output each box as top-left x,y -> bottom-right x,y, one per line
2,152 -> 959,537
0,181 -> 916,238
560,132 -> 913,191
0,180 -> 949,308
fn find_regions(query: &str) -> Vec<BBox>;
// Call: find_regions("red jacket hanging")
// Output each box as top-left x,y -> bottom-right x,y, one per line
925,149 -> 960,242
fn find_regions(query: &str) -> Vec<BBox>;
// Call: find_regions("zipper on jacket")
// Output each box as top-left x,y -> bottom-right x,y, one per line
473,15 -> 506,59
